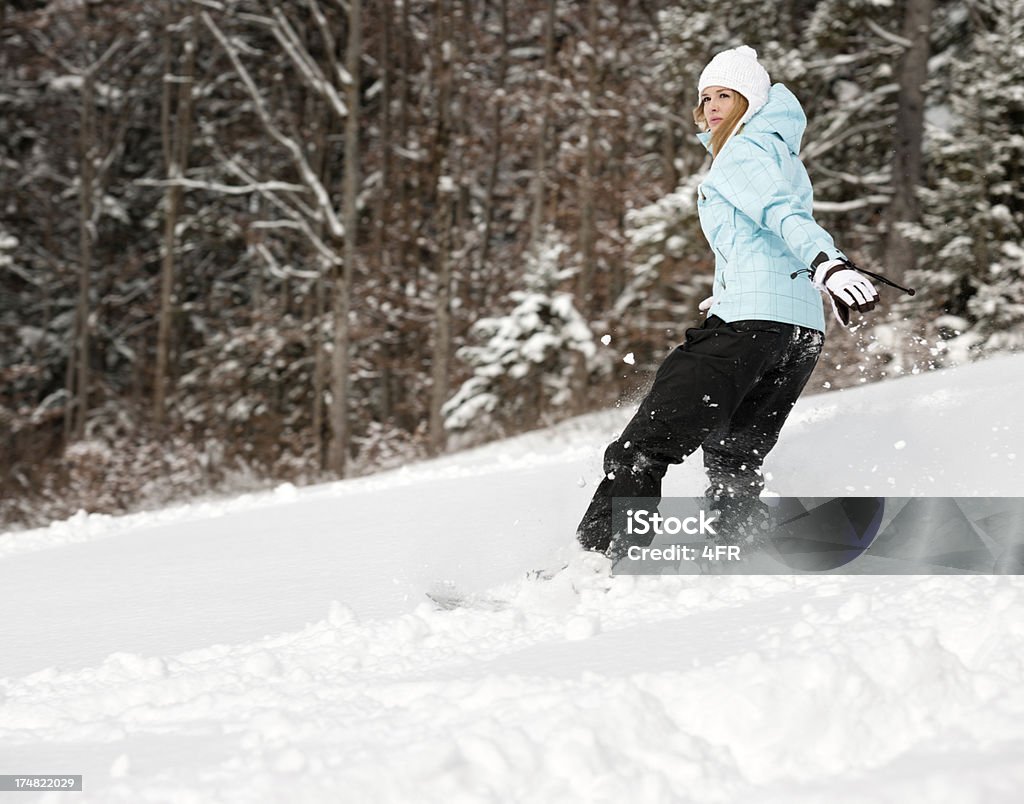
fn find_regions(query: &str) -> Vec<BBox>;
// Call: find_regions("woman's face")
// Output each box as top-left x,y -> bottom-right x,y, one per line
700,86 -> 736,131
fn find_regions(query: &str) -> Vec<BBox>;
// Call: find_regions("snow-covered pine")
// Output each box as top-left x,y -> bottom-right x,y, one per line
443,229 -> 600,442
616,172 -> 710,325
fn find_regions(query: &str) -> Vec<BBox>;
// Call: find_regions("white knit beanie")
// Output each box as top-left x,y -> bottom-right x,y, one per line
698,45 -> 771,125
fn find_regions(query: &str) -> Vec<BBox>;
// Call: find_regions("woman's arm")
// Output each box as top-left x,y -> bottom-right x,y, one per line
711,137 -> 845,271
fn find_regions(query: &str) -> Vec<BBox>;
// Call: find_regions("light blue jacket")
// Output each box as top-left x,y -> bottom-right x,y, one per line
696,82 -> 845,332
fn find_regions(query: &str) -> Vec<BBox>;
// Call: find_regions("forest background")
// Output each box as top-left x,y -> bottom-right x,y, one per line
2,0 -> 1022,529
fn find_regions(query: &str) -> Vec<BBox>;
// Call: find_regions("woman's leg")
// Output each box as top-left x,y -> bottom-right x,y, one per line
576,317 -> 794,555
702,325 -> 823,497
701,325 -> 823,541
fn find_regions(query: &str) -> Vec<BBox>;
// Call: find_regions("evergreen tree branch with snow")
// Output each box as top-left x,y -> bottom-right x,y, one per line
444,230 -> 602,444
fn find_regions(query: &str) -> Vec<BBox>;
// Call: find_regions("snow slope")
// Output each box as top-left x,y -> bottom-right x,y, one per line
2,353 -> 1023,802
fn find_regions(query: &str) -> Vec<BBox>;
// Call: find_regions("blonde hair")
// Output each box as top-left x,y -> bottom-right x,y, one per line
692,90 -> 749,159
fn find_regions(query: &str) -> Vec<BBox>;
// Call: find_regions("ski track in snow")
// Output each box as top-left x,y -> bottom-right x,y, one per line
2,353 -> 1024,802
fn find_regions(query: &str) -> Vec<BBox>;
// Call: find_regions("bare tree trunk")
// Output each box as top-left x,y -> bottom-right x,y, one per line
661,108 -> 678,194
154,6 -> 175,425
312,272 -> 327,466
884,0 -> 934,282
310,110 -> 330,472
451,0 -> 471,298
388,0 -> 413,433
71,84 -> 95,440
328,0 -> 361,477
70,53 -> 100,440
478,0 -> 508,309
375,0 -> 395,424
305,11 -> 333,473
63,293 -> 79,446
576,0 -> 598,311
428,0 -> 453,456
429,196 -> 453,456
373,0 -> 392,269
154,1 -> 197,426
528,0 -> 556,252
608,132 -> 628,301
397,0 -> 412,291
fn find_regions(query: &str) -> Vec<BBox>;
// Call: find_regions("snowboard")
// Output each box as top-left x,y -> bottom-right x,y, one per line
425,563 -> 573,611
425,581 -> 511,612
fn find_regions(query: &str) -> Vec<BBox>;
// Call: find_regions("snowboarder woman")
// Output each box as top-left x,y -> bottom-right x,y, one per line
576,45 -> 881,556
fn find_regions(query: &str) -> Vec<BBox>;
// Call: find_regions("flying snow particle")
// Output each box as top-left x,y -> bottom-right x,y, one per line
110,754 -> 131,779
601,334 -> 612,346
274,748 -> 307,774
565,615 -> 600,641
894,440 -> 906,450
623,353 -> 635,365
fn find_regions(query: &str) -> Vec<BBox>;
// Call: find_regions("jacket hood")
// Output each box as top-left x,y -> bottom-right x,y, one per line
697,82 -> 807,156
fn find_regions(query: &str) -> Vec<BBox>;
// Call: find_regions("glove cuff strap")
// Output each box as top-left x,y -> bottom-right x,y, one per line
813,258 -> 849,289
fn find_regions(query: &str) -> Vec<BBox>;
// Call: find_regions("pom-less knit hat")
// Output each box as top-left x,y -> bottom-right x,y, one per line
698,45 -> 771,125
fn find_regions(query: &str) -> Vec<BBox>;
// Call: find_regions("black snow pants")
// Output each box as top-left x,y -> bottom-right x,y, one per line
576,315 -> 824,555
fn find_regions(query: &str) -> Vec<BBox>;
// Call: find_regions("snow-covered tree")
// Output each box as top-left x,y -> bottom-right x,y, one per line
443,230 -> 599,443
616,172 -> 712,328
